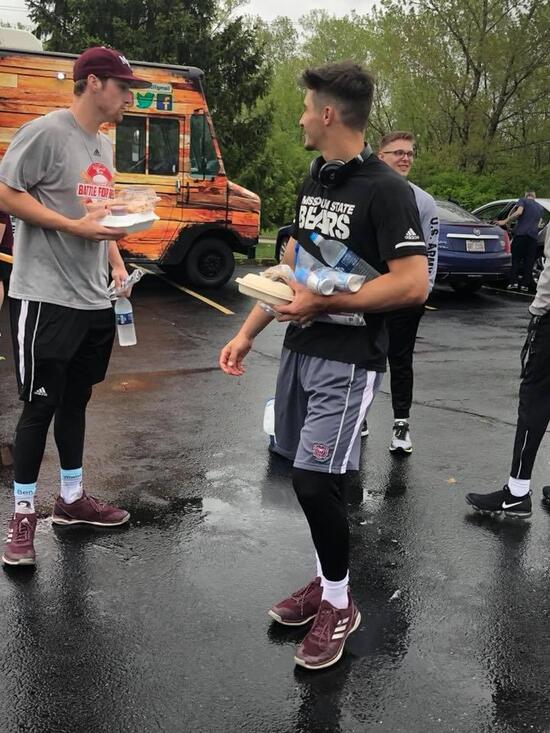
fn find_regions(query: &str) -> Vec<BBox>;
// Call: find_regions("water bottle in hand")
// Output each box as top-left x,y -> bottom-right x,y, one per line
115,297 -> 137,347
310,232 -> 380,281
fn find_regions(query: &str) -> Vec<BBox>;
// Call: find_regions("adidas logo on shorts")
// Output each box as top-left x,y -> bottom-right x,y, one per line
33,387 -> 48,397
404,228 -> 420,240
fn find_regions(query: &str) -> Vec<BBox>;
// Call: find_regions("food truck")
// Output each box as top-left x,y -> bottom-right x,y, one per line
0,32 -> 261,287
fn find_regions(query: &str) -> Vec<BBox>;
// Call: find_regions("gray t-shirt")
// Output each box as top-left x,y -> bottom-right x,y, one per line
409,182 -> 439,292
0,108 -> 114,309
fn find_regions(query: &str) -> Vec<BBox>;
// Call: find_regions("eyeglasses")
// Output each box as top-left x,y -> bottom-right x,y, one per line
382,149 -> 415,159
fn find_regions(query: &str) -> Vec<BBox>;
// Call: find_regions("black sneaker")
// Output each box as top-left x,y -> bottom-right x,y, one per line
541,486 -> 550,505
361,421 -> 369,438
466,485 -> 532,518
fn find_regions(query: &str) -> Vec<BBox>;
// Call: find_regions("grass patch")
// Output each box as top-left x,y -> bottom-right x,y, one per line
235,243 -> 276,261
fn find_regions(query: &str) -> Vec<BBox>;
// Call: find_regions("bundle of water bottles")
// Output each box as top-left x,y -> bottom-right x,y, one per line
261,232 -> 380,327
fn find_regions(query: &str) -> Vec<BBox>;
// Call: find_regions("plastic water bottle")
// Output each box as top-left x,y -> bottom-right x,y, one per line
310,232 -> 380,281
115,297 -> 137,346
263,398 -> 275,436
263,398 -> 276,448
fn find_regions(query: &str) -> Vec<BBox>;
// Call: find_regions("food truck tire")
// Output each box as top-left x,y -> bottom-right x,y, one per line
165,237 -> 235,288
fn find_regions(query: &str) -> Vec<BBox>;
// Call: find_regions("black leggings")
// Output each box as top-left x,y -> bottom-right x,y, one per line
387,305 -> 425,420
13,383 -> 93,485
510,313 -> 550,480
292,467 -> 349,581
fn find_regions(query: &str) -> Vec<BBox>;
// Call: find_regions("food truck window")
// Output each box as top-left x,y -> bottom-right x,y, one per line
190,113 -> 219,178
149,118 -> 179,175
116,117 -> 146,174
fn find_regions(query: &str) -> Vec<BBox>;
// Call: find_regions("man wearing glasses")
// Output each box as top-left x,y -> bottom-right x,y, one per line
365,131 -> 438,454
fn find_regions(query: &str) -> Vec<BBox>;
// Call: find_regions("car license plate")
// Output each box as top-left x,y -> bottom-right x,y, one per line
466,240 -> 485,252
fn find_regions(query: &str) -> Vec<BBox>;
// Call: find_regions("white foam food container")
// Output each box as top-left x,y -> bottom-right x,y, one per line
101,212 -> 160,234
236,273 -> 294,305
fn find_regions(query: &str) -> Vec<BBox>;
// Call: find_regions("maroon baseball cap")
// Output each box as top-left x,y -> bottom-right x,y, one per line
73,47 -> 151,88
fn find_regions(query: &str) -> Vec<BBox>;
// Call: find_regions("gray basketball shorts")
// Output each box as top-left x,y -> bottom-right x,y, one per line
272,347 -> 383,474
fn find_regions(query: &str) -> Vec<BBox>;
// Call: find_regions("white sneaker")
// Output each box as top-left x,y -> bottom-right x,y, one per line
389,420 -> 412,454
361,420 -> 369,438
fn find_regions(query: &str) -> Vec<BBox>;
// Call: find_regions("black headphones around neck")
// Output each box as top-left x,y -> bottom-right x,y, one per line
309,144 -> 373,189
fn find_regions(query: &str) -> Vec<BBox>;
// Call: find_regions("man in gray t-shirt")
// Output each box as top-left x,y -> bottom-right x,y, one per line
374,130 -> 439,454
0,46 -> 150,567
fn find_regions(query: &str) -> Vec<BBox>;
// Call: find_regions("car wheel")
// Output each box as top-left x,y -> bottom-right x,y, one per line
276,236 -> 289,263
163,238 -> 235,289
450,280 -> 483,294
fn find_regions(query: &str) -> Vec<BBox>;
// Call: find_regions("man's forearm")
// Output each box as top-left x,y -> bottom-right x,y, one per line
238,303 -> 274,339
108,240 -> 125,268
318,271 -> 428,314
0,184 -> 81,235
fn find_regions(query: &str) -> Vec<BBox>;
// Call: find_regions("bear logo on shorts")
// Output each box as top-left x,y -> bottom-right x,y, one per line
312,443 -> 330,462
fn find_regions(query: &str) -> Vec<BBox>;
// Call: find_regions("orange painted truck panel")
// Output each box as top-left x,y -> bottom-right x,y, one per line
0,47 -> 261,281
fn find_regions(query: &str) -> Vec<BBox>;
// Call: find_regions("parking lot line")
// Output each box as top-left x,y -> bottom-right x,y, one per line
130,264 -> 235,316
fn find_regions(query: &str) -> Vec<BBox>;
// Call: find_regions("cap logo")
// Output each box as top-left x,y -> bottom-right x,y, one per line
118,55 -> 131,68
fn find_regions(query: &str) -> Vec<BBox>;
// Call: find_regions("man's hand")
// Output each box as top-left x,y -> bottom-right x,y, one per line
111,264 -> 130,297
496,219 -> 507,227
272,280 -> 324,324
219,334 -> 254,376
69,209 -> 127,241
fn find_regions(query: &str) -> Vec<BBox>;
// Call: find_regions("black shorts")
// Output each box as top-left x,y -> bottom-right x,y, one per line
9,298 -> 115,406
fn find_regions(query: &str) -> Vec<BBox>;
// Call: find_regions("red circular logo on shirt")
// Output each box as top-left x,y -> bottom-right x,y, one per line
85,163 -> 113,185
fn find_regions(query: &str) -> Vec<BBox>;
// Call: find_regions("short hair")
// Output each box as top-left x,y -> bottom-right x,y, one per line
73,77 -> 106,96
301,61 -> 375,132
73,79 -> 88,96
525,191 -> 536,198
379,131 -> 415,150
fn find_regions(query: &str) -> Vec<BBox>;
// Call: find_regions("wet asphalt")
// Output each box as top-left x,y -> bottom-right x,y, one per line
0,266 -> 549,733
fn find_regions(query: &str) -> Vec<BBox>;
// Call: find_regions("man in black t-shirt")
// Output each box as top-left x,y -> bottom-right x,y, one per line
219,61 -> 428,671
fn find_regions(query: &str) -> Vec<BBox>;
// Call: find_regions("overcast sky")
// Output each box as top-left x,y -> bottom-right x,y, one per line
1,0 -> 377,28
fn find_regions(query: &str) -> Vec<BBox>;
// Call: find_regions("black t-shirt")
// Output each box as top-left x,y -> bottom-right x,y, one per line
284,154 -> 427,370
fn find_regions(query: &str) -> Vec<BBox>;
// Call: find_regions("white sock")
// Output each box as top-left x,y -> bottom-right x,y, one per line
315,553 -> 324,585
508,477 -> 530,497
60,468 -> 84,504
321,572 -> 349,609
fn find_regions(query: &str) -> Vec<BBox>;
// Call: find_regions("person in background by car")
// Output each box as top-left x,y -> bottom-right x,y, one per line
498,191 -> 544,292
361,131 -> 438,454
466,223 -> 550,518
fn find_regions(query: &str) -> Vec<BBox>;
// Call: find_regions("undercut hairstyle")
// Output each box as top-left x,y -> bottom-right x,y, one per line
379,131 -> 416,150
301,61 -> 375,132
73,77 -> 106,96
73,79 -> 88,96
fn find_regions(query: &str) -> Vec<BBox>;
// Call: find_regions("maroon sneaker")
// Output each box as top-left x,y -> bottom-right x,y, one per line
268,577 -> 322,626
294,594 -> 361,670
52,492 -> 129,527
2,513 -> 37,566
